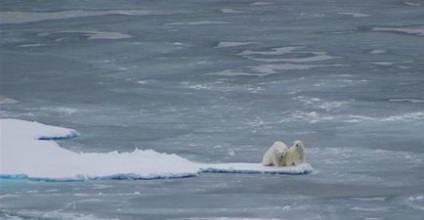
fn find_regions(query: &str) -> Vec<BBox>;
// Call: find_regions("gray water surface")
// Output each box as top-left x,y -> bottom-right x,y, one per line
1,0 -> 424,219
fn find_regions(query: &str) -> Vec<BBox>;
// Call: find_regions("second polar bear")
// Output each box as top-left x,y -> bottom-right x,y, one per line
262,141 -> 288,166
282,140 -> 306,166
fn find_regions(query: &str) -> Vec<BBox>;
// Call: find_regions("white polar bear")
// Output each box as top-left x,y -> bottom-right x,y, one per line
282,140 -> 306,166
262,141 -> 288,166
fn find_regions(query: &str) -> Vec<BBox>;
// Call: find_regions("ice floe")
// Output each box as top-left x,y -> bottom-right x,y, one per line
200,163 -> 312,175
0,119 -> 313,181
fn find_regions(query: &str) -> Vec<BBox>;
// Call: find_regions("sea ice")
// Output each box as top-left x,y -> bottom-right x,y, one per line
0,119 -> 312,181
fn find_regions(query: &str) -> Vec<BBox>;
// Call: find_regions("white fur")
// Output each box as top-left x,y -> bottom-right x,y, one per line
262,141 -> 288,166
282,140 -> 306,166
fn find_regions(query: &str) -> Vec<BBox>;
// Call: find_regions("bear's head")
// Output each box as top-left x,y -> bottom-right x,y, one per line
294,140 -> 304,149
276,147 -> 288,158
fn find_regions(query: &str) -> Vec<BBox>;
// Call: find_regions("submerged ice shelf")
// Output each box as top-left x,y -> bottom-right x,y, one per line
0,119 -> 312,181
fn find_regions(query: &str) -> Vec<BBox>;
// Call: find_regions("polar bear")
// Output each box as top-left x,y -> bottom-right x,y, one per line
282,140 -> 306,166
262,141 -> 288,166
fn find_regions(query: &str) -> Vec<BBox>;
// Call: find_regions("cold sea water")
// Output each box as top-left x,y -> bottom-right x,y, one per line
1,0 -> 424,219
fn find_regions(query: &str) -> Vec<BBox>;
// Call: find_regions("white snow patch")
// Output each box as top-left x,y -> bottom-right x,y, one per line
0,119 -> 197,180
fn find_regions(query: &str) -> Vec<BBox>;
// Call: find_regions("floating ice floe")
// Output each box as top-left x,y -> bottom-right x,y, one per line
0,119 -> 312,181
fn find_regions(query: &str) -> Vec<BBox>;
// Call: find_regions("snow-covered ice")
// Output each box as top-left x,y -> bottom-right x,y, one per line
0,119 -> 197,180
0,119 -> 312,181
